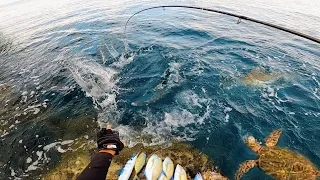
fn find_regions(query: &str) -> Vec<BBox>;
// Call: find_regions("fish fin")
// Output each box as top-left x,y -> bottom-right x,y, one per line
117,168 -> 124,175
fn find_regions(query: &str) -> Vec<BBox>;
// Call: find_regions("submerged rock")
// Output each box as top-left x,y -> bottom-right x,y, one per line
0,84 -> 14,134
0,84 -> 46,134
44,141 -> 227,180
43,137 -> 95,180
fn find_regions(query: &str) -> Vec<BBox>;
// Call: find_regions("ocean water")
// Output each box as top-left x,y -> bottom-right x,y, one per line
0,0 -> 319,179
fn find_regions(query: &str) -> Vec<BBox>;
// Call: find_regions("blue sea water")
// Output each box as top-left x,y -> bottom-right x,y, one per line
0,0 -> 319,179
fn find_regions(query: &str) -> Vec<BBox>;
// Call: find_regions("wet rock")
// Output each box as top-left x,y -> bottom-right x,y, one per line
202,170 -> 228,180
43,137 -> 95,180
44,141 -> 227,180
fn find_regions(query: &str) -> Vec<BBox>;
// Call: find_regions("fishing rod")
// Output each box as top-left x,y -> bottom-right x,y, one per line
124,5 -> 320,44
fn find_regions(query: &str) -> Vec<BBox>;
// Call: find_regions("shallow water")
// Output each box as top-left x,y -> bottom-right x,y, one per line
0,0 -> 320,179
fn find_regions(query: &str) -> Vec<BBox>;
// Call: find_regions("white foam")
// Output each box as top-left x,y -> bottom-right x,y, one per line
21,91 -> 28,96
23,104 -> 42,115
112,53 -> 135,68
30,76 -> 39,79
1,131 -> 9,137
164,113 -> 179,127
201,87 -> 206,93
25,149 -> 43,172
61,140 -> 74,145
36,151 -> 43,158
26,157 -> 32,164
57,146 -> 66,153
164,109 -> 198,127
198,104 -> 211,124
224,107 -> 232,113
68,60 -> 120,126
267,87 -> 275,97
115,119 -> 170,147
22,96 -> 27,103
141,122 -> 176,146
23,139 -> 76,173
33,108 -> 40,114
176,90 -> 211,109
43,142 -> 60,151
124,90 -> 213,146
225,114 -> 230,122
10,168 -> 16,177
25,160 -> 39,172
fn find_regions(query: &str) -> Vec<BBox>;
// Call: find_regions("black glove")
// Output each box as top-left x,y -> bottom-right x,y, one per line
97,127 -> 124,155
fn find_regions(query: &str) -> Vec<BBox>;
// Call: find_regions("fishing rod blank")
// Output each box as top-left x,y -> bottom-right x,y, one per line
124,5 -> 320,44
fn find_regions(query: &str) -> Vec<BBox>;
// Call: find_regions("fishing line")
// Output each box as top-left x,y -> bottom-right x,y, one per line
124,5 -> 320,45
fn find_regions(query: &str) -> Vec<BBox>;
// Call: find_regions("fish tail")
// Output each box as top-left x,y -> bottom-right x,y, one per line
161,170 -> 167,177
133,175 -> 140,180
117,168 -> 124,175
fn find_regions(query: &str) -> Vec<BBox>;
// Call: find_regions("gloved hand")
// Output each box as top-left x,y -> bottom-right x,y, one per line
97,125 -> 124,155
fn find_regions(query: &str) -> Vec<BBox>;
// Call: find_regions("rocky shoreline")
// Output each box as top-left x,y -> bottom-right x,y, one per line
45,139 -> 227,180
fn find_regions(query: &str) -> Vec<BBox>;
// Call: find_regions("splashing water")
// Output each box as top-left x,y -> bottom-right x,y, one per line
0,0 -> 320,179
